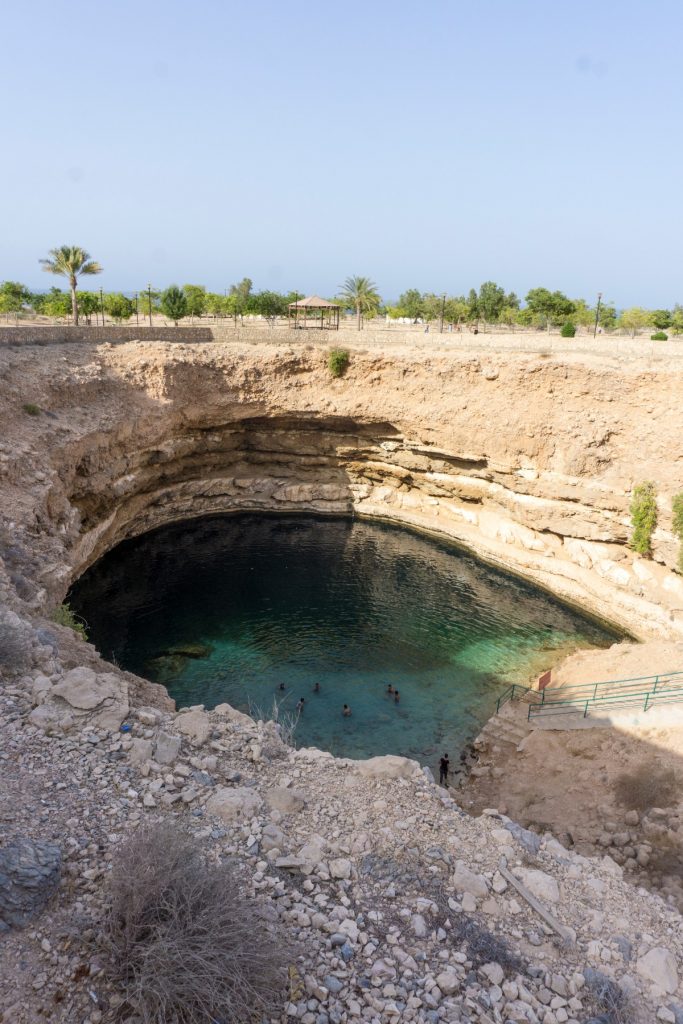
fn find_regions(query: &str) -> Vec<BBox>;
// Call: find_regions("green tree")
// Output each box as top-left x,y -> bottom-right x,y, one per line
183,284 -> 207,319
570,299 -> 594,329
104,292 -> 134,322
338,275 -> 381,330
395,288 -> 425,321
443,297 -> 469,325
39,245 -> 102,325
618,307 -> 650,338
229,277 -> 253,309
466,288 -> 479,321
651,309 -> 672,330
0,281 -> 31,314
476,281 -> 506,323
160,285 -> 188,325
598,302 -> 617,331
629,481 -> 657,557
671,305 -> 683,335
139,288 -> 161,318
525,287 -> 575,328
498,304 -> 518,330
34,287 -> 72,319
251,290 -> 287,320
78,291 -> 102,324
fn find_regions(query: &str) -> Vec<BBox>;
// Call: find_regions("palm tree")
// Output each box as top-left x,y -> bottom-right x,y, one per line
39,246 -> 102,325
339,275 -> 380,330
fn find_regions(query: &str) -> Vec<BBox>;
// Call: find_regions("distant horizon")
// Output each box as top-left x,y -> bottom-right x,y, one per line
2,1 -> 682,307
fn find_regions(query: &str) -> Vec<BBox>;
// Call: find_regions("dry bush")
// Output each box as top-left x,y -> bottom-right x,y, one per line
614,762 -> 678,811
583,967 -> 634,1024
102,823 -> 287,1024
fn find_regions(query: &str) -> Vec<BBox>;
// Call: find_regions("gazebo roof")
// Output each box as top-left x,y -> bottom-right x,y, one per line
288,295 -> 340,308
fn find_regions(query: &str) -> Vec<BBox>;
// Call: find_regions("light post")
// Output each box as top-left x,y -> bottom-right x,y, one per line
147,284 -> 152,328
593,292 -> 602,338
439,293 -> 446,334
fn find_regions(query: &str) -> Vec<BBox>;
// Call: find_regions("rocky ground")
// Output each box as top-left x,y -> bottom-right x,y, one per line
1,617 -> 683,1024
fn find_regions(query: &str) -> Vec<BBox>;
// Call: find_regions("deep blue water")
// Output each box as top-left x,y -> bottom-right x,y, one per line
68,515 -> 620,765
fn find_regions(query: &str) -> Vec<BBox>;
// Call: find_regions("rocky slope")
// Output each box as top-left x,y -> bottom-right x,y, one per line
2,336 -> 683,1022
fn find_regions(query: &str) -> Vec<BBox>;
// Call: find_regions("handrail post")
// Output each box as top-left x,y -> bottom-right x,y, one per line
584,700 -> 588,718
593,682 -> 597,699
653,675 -> 658,693
644,692 -> 649,712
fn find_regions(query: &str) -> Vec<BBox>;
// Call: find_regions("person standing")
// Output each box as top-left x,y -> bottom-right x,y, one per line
439,752 -> 450,786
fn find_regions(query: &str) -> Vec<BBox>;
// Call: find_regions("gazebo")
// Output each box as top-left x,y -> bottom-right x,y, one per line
288,295 -> 340,330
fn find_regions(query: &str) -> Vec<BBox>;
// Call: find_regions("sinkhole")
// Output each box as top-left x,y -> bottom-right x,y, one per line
68,514 -> 622,764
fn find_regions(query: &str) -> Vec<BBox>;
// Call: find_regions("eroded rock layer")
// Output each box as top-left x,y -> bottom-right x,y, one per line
1,338 -> 682,640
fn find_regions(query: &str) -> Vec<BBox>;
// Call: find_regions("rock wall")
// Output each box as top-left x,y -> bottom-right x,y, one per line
1,339 -> 683,642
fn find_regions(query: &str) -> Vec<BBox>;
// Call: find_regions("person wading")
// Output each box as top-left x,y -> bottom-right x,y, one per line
439,752 -> 450,786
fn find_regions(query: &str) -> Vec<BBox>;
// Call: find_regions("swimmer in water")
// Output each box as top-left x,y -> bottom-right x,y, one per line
313,681 -> 321,693
296,697 -> 305,713
278,682 -> 285,691
386,684 -> 394,695
394,690 -> 400,703
342,704 -> 352,717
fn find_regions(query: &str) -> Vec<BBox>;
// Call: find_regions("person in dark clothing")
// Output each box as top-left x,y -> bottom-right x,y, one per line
296,697 -> 305,713
439,753 -> 450,786
313,681 -> 320,693
394,690 -> 400,703
278,682 -> 286,691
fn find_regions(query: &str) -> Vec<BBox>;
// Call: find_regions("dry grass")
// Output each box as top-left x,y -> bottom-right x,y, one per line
102,823 -> 287,1024
614,761 -> 678,811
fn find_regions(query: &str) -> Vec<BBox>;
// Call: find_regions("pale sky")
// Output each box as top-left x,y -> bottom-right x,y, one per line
2,0 -> 682,306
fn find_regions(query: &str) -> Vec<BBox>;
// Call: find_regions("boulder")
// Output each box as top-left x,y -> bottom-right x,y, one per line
261,822 -> 287,854
214,703 -> 255,729
636,947 -> 679,994
436,970 -> 460,995
129,738 -> 154,765
452,860 -> 489,898
265,786 -> 306,814
29,667 -> 129,733
352,755 -> 420,781
511,866 -> 560,904
329,858 -> 352,880
174,710 -> 211,746
0,839 -> 61,930
206,786 -> 263,823
154,731 -> 182,765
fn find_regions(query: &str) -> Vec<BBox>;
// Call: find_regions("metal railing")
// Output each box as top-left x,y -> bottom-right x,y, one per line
535,670 -> 683,706
527,674 -> 683,721
495,683 -> 531,714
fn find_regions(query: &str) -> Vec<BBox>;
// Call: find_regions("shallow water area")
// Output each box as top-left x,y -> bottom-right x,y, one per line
69,515 -> 621,765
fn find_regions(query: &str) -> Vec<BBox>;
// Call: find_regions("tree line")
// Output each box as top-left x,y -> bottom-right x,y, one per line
0,246 -> 681,336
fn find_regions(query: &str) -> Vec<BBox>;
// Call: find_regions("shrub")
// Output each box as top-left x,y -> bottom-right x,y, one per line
560,321 -> 576,338
672,493 -> 683,573
651,331 -> 668,341
22,403 -> 40,416
615,762 -> 678,811
51,602 -> 88,640
328,347 -> 350,377
101,823 -> 286,1024
629,481 -> 657,557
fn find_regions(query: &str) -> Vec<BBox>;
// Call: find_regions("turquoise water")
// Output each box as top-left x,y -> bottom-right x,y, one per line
69,514 -> 621,765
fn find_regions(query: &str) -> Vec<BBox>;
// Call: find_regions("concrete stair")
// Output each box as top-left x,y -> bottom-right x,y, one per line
474,699 -> 531,751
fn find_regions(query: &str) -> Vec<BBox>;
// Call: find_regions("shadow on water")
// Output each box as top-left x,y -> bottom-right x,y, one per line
68,514 -> 623,764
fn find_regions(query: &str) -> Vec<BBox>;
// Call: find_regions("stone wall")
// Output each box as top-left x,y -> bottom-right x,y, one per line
1,322 -> 683,359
